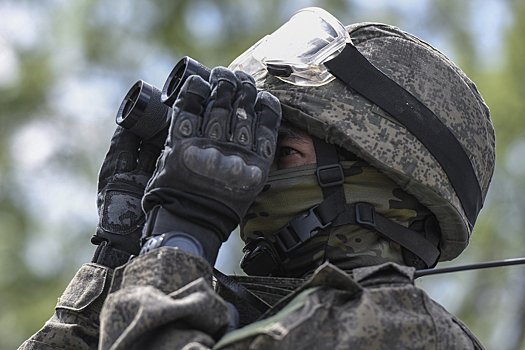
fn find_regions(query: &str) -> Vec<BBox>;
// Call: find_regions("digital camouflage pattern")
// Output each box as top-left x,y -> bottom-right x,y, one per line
242,160 -> 434,277
19,248 -> 485,349
18,264 -> 112,350
215,260 -> 485,350
99,247 -> 229,350
253,22 -> 495,261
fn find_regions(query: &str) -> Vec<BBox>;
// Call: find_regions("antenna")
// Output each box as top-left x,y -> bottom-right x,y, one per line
415,257 -> 525,278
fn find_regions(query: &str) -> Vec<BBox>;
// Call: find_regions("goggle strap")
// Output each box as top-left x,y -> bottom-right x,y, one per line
325,44 -> 482,227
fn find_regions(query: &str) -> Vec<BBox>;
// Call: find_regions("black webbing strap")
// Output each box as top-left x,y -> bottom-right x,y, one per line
312,137 -> 345,198
240,237 -> 285,277
273,194 -> 440,266
273,189 -> 347,253
349,202 -> 440,267
91,240 -> 133,270
213,268 -> 271,313
324,44 -> 481,227
311,137 -> 351,227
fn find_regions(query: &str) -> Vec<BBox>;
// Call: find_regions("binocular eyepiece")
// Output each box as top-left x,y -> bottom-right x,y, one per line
116,56 -> 211,140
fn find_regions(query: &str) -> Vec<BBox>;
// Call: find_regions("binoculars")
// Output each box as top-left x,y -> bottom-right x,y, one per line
116,56 -> 211,140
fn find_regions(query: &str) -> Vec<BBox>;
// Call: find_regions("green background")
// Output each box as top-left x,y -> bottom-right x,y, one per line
1,0 -> 524,349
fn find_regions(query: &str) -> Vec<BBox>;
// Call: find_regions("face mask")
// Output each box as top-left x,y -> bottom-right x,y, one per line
242,161 -> 432,277
241,163 -> 322,243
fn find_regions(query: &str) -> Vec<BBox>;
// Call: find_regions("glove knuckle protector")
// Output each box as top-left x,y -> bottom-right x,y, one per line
171,75 -> 210,140
203,68 -> 238,141
255,91 -> 281,160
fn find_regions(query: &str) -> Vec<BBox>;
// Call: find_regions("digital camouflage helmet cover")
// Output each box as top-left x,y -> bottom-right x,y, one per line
247,19 -> 495,262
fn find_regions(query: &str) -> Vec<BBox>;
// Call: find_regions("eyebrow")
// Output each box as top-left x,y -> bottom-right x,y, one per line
277,127 -> 309,144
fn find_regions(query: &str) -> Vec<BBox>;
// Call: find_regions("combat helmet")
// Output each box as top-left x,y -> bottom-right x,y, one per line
230,8 -> 495,264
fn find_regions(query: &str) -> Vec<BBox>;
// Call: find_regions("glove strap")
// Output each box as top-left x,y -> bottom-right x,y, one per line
91,240 -> 133,269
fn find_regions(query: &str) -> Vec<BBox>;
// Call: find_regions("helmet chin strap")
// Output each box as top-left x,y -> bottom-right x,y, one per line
310,137 -> 441,269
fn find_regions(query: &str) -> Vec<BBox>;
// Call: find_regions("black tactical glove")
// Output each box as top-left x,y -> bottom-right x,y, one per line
91,126 -> 163,269
140,67 -> 281,264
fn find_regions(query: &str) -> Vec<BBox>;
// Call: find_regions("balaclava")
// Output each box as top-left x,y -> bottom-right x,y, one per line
242,141 -> 438,277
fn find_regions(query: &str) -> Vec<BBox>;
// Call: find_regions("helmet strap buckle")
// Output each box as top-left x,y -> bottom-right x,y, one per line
241,237 -> 285,276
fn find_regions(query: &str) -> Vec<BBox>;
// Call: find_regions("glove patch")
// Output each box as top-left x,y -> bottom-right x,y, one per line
102,190 -> 143,234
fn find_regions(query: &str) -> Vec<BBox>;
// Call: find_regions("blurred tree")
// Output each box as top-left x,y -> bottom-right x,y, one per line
1,0 -> 524,349
447,1 -> 525,348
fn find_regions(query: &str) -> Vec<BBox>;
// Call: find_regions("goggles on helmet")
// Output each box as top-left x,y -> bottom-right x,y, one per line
228,7 -> 349,86
229,7 -> 483,232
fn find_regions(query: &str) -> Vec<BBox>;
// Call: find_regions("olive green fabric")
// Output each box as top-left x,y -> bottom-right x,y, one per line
242,163 -> 325,241
253,22 -> 495,261
242,160 -> 434,277
19,248 -> 485,349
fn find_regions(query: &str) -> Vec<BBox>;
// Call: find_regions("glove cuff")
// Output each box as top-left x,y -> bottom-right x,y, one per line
143,187 -> 239,242
142,205 -> 222,264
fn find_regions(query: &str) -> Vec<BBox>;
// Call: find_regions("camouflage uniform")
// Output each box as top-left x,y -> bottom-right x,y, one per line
20,161 -> 486,349
19,247 -> 484,350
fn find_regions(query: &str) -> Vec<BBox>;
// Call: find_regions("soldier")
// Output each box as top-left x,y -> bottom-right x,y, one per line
19,7 -> 494,350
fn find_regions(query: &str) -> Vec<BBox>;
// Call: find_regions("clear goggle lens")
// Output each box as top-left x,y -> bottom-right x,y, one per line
228,7 -> 351,86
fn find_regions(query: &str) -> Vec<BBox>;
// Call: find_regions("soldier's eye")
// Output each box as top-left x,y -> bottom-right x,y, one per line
280,147 -> 298,158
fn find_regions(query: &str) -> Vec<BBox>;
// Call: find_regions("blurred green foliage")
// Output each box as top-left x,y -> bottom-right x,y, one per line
1,0 -> 524,349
